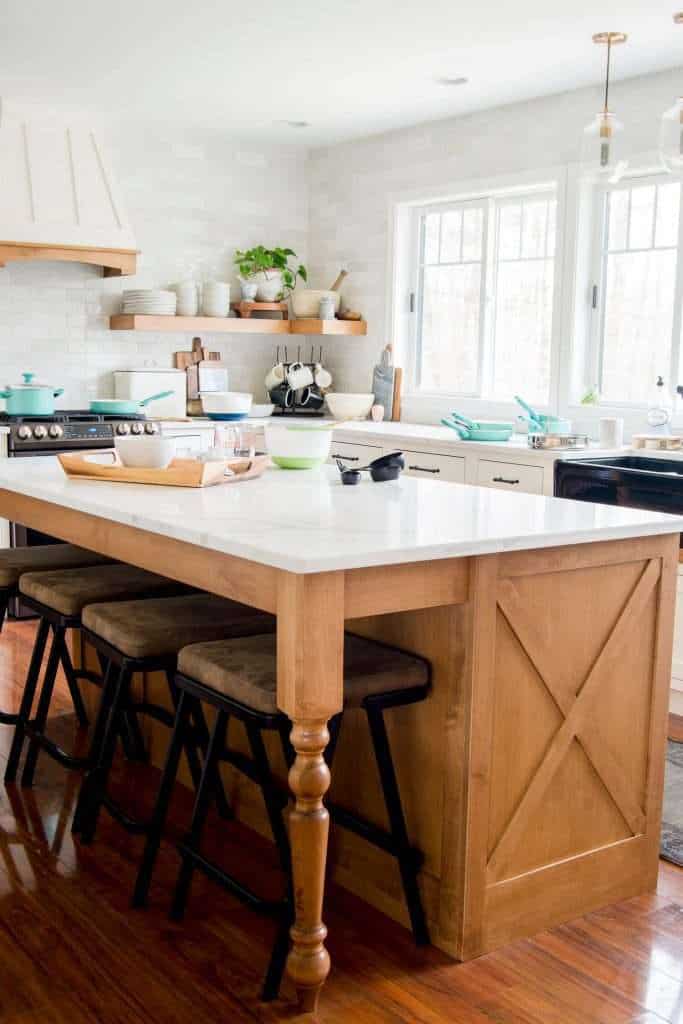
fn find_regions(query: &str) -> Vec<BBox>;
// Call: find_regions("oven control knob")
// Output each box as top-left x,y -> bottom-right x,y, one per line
116,423 -> 130,435
17,425 -> 32,439
144,422 -> 159,435
48,424 -> 63,439
33,425 -> 47,440
130,422 -> 143,435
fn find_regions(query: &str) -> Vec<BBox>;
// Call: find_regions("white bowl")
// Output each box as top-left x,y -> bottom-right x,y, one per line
264,424 -> 332,469
200,391 -> 253,415
325,393 -> 374,421
115,436 -> 175,469
291,289 -> 342,318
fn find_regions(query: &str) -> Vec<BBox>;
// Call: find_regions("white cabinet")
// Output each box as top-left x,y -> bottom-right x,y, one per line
384,448 -> 465,483
476,459 -> 544,494
329,440 -> 383,465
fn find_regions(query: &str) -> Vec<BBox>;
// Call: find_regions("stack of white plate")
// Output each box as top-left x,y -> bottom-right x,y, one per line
121,290 -> 177,315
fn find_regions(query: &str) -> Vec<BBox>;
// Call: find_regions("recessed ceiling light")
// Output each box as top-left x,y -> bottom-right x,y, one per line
435,76 -> 469,87
274,119 -> 311,128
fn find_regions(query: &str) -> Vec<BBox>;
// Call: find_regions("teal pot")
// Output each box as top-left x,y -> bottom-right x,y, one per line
0,373 -> 64,416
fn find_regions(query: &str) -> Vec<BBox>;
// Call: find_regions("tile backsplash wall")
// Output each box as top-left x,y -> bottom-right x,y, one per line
0,123 -> 309,406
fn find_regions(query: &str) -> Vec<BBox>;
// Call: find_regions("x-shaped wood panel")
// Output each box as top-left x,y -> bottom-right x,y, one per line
486,558 -> 659,881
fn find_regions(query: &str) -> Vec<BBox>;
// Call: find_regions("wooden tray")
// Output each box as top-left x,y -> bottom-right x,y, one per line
58,451 -> 269,487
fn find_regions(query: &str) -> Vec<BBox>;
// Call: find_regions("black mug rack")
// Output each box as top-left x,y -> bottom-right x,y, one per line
269,345 -> 327,417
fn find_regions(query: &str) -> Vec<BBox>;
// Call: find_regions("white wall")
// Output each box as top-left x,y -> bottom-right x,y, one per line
0,122 -> 309,406
308,66 -> 683,411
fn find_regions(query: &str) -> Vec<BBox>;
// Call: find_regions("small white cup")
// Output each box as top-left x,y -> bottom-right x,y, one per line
265,363 -> 286,391
599,417 -> 624,449
287,361 -> 314,389
314,363 -> 332,390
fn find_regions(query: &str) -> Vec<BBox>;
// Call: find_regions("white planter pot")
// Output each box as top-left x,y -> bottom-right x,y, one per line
252,270 -> 284,302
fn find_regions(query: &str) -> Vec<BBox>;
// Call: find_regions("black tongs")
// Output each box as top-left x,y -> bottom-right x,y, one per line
336,451 -> 405,485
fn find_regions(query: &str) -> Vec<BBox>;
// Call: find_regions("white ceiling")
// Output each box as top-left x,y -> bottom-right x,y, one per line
1,0 -> 682,146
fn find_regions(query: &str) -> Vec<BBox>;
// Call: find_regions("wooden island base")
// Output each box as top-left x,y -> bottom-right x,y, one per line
80,532 -> 677,963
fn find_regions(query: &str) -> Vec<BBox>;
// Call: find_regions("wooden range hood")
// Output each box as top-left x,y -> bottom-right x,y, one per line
0,100 -> 138,276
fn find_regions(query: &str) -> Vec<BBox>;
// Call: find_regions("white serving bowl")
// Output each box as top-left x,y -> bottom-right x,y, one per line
200,391 -> 253,416
325,392 -> 374,421
264,424 -> 332,469
115,436 -> 175,469
291,289 -> 342,318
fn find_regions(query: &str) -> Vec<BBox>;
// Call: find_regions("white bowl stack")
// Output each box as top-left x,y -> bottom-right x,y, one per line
122,290 -> 177,315
201,281 -> 231,317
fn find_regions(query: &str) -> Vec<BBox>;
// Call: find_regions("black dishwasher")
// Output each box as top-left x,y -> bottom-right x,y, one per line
554,456 -> 683,545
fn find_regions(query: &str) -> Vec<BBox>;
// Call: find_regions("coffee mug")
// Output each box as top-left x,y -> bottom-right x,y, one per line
298,385 -> 325,410
269,384 -> 295,409
287,361 -> 314,389
314,363 -> 332,390
265,362 -> 286,391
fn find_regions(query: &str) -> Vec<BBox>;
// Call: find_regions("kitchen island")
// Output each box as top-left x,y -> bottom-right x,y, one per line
0,457 -> 680,1014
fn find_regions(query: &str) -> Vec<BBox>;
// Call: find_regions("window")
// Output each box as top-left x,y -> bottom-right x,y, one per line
412,187 -> 558,404
589,175 -> 682,406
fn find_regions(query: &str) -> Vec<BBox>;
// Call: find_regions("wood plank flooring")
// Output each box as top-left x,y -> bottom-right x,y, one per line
0,619 -> 681,1023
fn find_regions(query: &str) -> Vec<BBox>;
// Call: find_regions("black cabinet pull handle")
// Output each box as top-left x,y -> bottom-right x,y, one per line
331,453 -> 359,461
492,475 -> 520,485
409,465 -> 440,474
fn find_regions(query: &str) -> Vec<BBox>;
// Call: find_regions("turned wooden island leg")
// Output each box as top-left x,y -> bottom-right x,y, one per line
277,570 -> 344,1013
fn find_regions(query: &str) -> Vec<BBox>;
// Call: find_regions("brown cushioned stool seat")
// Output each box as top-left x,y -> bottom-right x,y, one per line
177,632 -> 430,714
6,564 -> 187,789
0,543 -> 112,589
82,594 -> 275,660
0,545 -> 114,727
130,630 -> 431,1002
72,593 -> 276,850
19,563 -> 183,618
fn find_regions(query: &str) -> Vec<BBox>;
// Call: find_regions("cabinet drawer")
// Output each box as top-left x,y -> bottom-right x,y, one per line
329,441 -> 383,465
476,459 -> 543,494
387,448 -> 465,483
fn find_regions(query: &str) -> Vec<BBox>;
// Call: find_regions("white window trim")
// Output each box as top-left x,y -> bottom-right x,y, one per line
388,153 -> 683,437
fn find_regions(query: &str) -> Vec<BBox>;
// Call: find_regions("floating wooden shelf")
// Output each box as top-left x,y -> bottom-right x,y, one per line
289,318 -> 367,336
110,314 -> 367,336
110,314 -> 290,334
0,241 -> 138,277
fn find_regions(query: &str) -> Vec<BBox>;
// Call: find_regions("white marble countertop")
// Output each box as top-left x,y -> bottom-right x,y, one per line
0,456 -> 681,574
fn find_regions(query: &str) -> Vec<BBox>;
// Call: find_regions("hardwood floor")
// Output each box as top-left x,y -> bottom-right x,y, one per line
0,619 -> 682,1023
670,714 -> 683,743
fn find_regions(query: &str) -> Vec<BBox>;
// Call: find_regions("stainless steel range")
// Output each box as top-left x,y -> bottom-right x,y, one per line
4,410 -> 161,616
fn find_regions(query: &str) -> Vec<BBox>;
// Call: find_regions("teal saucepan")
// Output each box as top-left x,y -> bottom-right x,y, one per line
442,415 -> 514,441
89,391 -> 174,415
0,373 -> 64,416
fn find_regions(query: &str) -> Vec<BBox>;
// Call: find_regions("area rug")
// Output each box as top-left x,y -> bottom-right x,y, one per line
661,740 -> 683,867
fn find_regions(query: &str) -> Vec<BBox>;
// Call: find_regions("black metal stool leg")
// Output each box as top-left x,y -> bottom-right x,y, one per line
171,710 -> 228,921
0,589 -> 9,636
78,666 -> 131,845
71,660 -> 119,835
132,691 -> 194,908
95,650 -> 146,763
5,618 -> 50,782
261,905 -> 294,1002
365,701 -> 430,946
21,625 -> 64,788
190,699 -> 232,821
55,628 -> 89,728
324,713 -> 343,768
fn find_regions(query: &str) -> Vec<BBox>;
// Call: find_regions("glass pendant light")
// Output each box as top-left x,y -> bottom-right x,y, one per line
581,32 -> 629,184
659,13 -> 683,174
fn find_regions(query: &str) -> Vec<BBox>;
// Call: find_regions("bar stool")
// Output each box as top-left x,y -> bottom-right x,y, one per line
0,544 -> 113,726
4,563 -> 188,786
131,631 -> 431,1000
70,593 -> 276,843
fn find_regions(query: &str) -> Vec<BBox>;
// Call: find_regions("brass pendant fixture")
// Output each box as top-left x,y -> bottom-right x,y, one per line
659,13 -> 683,174
581,31 -> 629,184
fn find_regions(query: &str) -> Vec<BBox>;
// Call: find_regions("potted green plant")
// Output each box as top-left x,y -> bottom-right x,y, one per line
234,246 -> 307,302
